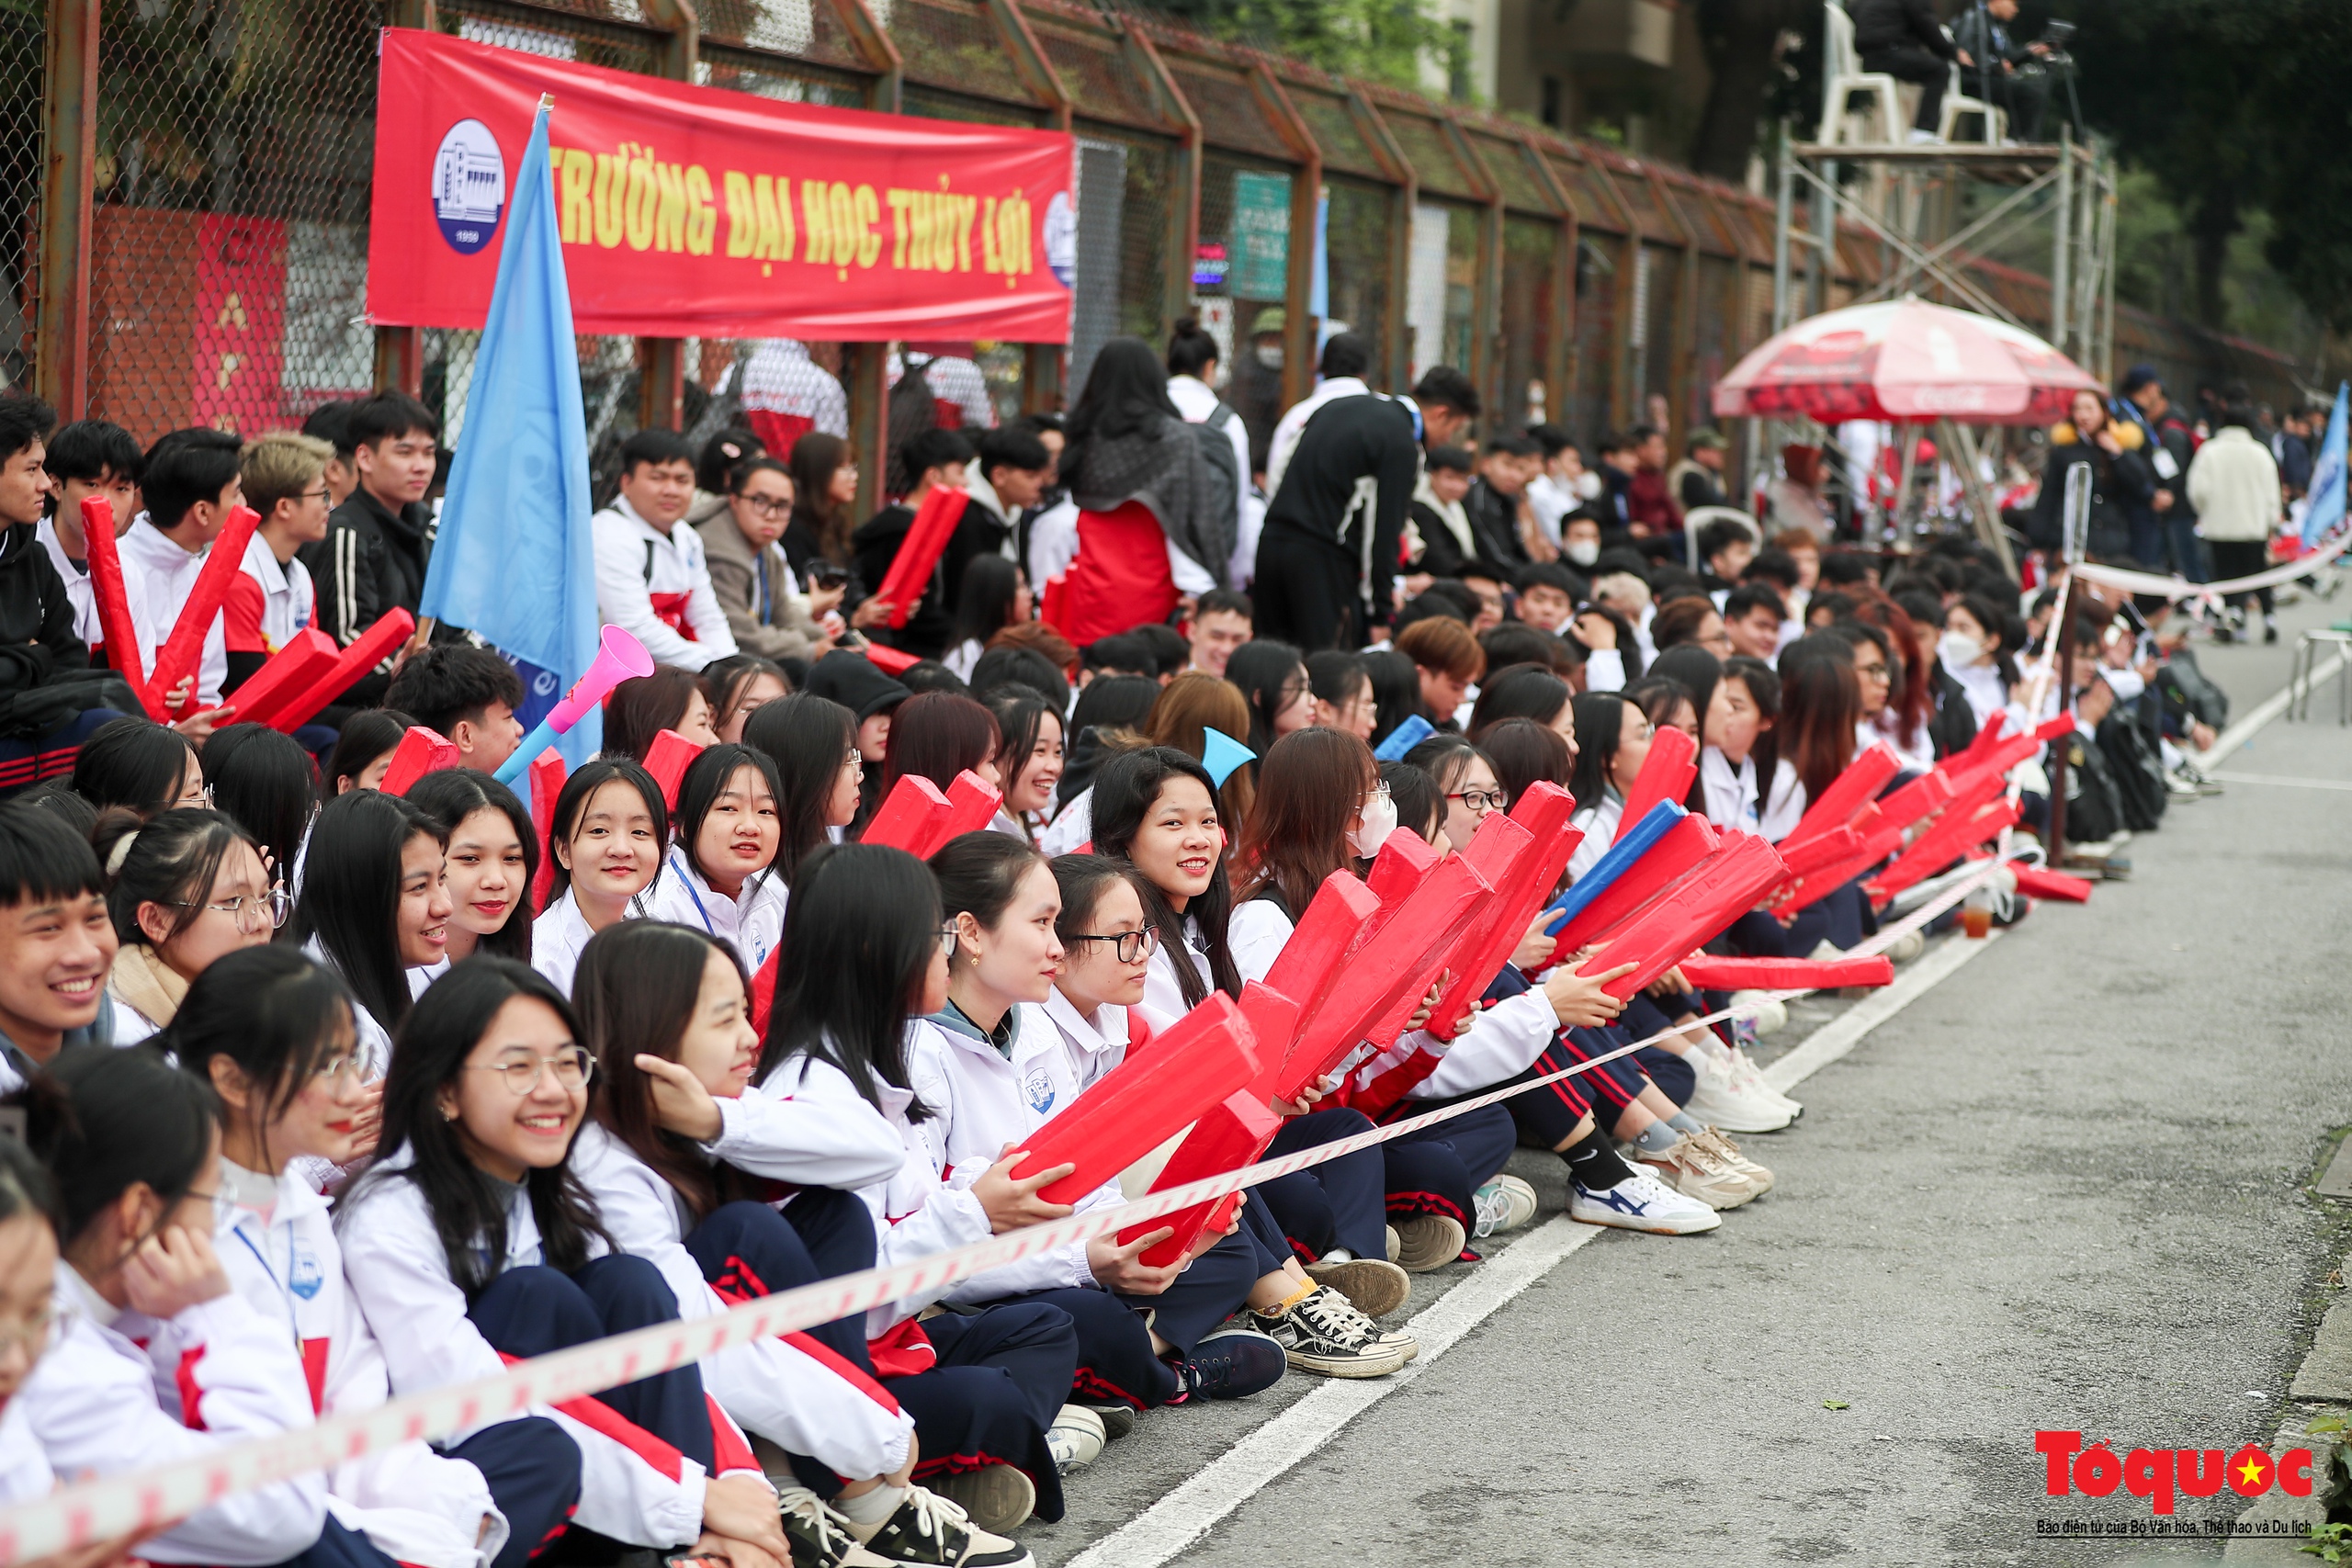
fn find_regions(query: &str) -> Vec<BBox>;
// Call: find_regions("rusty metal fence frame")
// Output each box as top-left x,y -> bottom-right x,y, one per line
17,0 -> 2304,508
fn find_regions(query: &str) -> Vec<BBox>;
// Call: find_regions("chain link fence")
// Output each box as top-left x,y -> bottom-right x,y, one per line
0,0 -> 41,398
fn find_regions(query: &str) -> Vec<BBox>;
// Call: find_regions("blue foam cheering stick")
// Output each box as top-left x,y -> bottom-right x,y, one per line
1371,714 -> 1434,762
1540,800 -> 1685,936
1200,727 -> 1257,788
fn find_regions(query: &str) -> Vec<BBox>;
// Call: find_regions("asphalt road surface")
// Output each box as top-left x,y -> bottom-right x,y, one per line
1023,591 -> 2352,1568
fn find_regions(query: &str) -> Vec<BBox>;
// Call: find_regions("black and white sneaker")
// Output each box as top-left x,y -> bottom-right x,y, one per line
842,1484 -> 1031,1567
773,1485 -> 882,1568
1248,1285 -> 1408,1378
1166,1325 -> 1288,1402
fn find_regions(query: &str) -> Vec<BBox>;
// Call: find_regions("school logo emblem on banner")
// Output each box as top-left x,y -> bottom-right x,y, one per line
434,119 -> 507,255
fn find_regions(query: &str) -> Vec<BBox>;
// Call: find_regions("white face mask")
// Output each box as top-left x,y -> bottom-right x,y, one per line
1566,538 -> 1600,568
1255,344 -> 1284,370
1347,790 -> 1399,858
1574,471 -> 1604,502
1939,631 -> 1983,669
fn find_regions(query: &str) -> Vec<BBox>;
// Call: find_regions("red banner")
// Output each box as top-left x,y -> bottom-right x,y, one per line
368,28 -> 1075,343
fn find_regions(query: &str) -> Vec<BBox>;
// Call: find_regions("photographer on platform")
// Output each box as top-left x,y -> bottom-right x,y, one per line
1951,0 -> 2053,141
1852,0 -> 1971,144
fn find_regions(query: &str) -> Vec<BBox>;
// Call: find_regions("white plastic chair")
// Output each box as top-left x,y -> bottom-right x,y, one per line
1817,0 -> 1903,146
1937,40 -> 2008,143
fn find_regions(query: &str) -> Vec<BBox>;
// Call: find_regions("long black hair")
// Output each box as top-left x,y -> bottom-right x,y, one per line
1362,649 -> 1422,748
20,1045 -> 218,1249
1059,337 -> 1183,495
1225,639 -> 1306,755
199,724 -> 318,878
1089,746 -> 1240,1007
1566,692 -> 1632,812
757,843 -> 939,1120
165,947 -> 356,1171
325,709 -> 416,795
951,556 -> 1024,650
356,957 -> 608,1296
672,743 -> 784,890
294,788 -> 447,1035
71,718 -> 198,818
742,694 -> 855,888
930,831 -> 1047,947
405,769 -> 537,962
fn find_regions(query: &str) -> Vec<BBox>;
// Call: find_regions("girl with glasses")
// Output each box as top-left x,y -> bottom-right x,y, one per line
1040,855 -> 1159,1091
17,1045 -> 360,1567
640,745 -> 789,974
94,807 -> 277,1045
170,946 -> 556,1568
336,958 -> 808,1568
1401,731 -> 1507,854
569,920 -> 1035,1565
294,790 -> 452,1072
531,760 -> 668,998
915,834 -> 1295,1418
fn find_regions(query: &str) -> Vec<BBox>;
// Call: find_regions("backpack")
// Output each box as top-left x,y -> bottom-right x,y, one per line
2060,729 -> 2125,845
1189,401 -> 1242,578
2096,709 -> 2168,832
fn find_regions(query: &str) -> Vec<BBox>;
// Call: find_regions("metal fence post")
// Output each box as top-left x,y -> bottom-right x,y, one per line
34,0 -> 98,421
638,0 -> 699,434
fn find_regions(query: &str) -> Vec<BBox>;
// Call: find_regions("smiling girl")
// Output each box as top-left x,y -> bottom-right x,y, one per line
172,947 -> 558,1568
562,922 -> 1026,1565
406,770 -> 537,976
531,759 -> 667,997
334,958 -> 804,1568
642,745 -> 789,972
1087,748 -> 1239,1019
294,789 -> 452,1070
95,808 -> 279,1043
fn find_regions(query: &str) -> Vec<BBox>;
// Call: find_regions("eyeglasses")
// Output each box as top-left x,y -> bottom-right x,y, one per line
300,489 -> 334,505
1361,780 -> 1392,805
1854,661 -> 1891,682
1447,788 -> 1507,812
1067,928 -> 1158,964
176,783 -> 213,808
467,1046 -> 595,1096
0,1301 -> 53,1359
309,1052 -> 368,1085
843,748 -> 865,773
176,887 -> 292,932
735,494 -> 792,516
936,924 -> 961,959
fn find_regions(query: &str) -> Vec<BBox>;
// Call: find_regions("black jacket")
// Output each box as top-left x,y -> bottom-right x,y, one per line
1409,500 -> 1474,581
1853,0 -> 1956,57
0,524 -> 126,739
300,488 -> 435,648
1926,662 -> 1980,761
1460,479 -> 1529,579
2030,437 -> 2154,560
849,494 -> 1011,662
1262,394 -> 1423,617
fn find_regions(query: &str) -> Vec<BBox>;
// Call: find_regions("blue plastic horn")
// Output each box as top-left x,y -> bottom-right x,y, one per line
1200,727 -> 1257,788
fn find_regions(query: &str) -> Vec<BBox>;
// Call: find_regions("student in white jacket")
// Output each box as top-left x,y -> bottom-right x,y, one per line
638,746 -> 790,976
333,959 -> 800,1568
592,430 -> 739,674
566,919 -> 1043,1558
20,1046 -> 345,1566
174,946 -> 556,1568
404,771 -> 540,984
292,790 -> 453,1074
0,1139 -> 63,1517
531,760 -> 667,997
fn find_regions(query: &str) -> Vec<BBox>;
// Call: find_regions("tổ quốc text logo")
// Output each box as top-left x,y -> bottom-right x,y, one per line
2037,1430 -> 2315,1516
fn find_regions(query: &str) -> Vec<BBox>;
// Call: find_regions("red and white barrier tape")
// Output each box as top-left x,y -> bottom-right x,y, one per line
0,856 -> 2013,1563
2071,523 -> 2352,603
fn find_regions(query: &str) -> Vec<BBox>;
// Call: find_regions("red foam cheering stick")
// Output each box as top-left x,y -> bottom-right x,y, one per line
1260,870 -> 1385,1036
529,750 -> 566,914
1363,828 -> 1441,914
379,727 -> 460,796
1577,831 -> 1790,999
221,628 -> 342,730
145,504 -> 260,716
1676,953 -> 1894,991
1782,743 -> 1901,850
642,728 -> 707,810
268,608 -> 419,731
872,487 -> 971,630
861,641 -> 921,676
77,497 -> 161,716
929,770 -> 1003,855
1122,1089 -> 1284,1268
1546,814 -> 1720,966
1615,722 -> 1698,837
2011,863 -> 2092,902
1011,991 -> 1260,1207
863,773 -> 954,855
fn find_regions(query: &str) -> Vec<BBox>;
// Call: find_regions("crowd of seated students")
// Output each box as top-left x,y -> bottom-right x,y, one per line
0,368 -> 2216,1567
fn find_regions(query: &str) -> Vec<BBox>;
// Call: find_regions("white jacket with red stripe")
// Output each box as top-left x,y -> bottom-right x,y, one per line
209,1160 -> 503,1568
334,1147 -> 738,1550
568,1121 -> 915,1479
22,1262 -> 325,1565
749,1053 -> 992,1336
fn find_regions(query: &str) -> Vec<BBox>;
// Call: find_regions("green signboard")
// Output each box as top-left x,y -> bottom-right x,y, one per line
1230,171 -> 1292,300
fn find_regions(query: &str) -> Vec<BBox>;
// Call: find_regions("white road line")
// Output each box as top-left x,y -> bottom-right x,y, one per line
1761,931 -> 2002,1093
2210,771 -> 2352,793
1067,934 -> 1997,1568
1064,1215 -> 1600,1568
2193,651 -> 2346,769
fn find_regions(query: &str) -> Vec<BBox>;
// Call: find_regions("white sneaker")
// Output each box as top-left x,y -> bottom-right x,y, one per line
1730,989 -> 1789,1034
1636,1134 -> 1761,1210
1045,1404 -> 1103,1475
1568,1168 -> 1722,1234
1727,1043 -> 1803,1120
1681,1047 -> 1795,1134
1882,930 -> 1925,963
1471,1174 -> 1539,1238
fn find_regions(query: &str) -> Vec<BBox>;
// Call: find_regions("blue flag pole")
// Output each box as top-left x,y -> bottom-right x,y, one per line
417,95 -> 605,768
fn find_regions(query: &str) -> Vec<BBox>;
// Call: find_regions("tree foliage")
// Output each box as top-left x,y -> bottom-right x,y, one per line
1134,0 -> 1458,93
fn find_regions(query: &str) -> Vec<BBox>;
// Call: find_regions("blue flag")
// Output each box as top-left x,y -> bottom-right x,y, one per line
2301,381 -> 2347,549
419,97 -> 603,765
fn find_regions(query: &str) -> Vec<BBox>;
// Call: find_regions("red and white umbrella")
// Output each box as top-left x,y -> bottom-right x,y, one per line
1711,298 -> 2103,424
